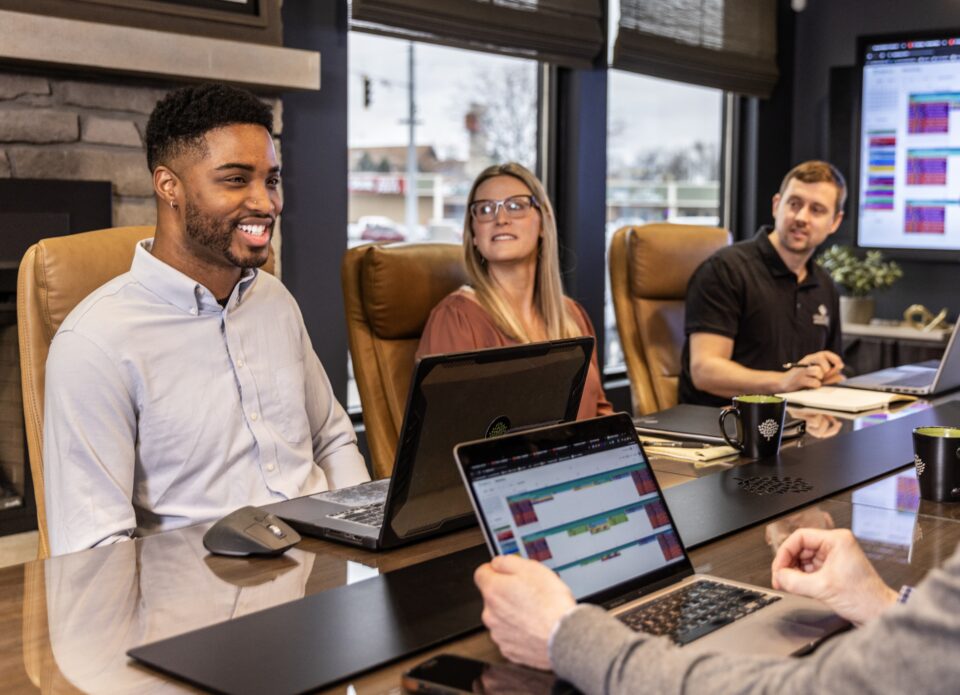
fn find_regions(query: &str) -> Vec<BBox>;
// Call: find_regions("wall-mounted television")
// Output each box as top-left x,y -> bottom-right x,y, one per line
856,30 -> 960,260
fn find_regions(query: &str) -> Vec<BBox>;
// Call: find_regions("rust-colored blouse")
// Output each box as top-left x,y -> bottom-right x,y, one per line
416,290 -> 613,420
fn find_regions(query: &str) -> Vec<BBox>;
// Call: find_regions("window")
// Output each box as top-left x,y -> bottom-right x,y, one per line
347,32 -> 539,410
604,70 -> 724,373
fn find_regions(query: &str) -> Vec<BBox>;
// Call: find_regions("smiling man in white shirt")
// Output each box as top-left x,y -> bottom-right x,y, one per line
43,84 -> 369,555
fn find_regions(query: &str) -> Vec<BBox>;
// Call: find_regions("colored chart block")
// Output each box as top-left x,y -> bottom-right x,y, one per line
904,204 -> 946,234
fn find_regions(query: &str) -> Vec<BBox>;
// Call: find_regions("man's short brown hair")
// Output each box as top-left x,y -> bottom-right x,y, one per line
778,160 -> 847,215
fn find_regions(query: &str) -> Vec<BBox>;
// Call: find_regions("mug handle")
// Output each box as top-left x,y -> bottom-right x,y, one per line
719,406 -> 743,450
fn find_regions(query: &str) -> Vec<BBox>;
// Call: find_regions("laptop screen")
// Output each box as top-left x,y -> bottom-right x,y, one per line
457,414 -> 693,602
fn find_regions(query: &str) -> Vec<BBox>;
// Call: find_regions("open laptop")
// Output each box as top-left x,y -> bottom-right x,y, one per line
841,320 -> 960,395
454,413 -> 849,655
262,338 -> 593,550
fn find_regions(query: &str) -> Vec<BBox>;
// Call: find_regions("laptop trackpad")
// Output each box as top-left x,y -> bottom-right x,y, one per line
687,604 -> 845,656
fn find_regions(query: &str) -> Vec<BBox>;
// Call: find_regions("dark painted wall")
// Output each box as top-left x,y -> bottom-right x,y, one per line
747,0 -> 797,242
281,1 -> 350,400
791,0 -> 960,319
554,65 -> 609,365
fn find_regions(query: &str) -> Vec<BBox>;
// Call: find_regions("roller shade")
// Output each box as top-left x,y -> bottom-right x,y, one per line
351,0 -> 604,68
613,0 -> 778,98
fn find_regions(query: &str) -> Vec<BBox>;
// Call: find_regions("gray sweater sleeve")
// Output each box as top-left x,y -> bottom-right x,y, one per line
550,545 -> 960,695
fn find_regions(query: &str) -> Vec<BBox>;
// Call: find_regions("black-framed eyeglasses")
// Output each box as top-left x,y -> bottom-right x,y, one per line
469,195 -> 540,223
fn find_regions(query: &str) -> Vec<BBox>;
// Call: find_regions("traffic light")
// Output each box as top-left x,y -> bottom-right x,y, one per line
363,76 -> 372,108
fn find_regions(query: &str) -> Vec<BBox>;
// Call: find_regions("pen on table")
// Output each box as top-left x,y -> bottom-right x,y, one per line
782,361 -> 814,370
641,440 -> 714,449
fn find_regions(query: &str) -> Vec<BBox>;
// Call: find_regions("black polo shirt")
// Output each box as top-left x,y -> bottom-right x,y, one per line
678,227 -> 842,407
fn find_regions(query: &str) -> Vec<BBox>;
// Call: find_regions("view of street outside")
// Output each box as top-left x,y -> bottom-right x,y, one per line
346,33 -> 538,409
604,70 -> 723,371
348,32 -> 538,250
345,33 -> 723,408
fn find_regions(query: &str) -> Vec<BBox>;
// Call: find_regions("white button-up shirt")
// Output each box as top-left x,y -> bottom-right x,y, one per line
44,240 -> 369,555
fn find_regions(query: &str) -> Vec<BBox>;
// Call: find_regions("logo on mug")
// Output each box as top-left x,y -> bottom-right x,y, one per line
758,418 -> 780,441
485,416 -> 511,439
914,453 -> 926,477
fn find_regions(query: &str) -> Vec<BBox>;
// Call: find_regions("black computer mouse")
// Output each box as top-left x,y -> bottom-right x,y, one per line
203,506 -> 301,557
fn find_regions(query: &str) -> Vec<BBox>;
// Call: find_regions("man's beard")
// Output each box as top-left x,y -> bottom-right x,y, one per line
184,200 -> 269,269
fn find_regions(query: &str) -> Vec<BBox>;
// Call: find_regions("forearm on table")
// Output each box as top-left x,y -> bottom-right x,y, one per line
692,356 -> 784,398
549,602 -> 925,695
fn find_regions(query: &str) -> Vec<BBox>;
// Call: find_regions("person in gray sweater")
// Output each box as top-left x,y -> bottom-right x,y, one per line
475,527 -> 959,693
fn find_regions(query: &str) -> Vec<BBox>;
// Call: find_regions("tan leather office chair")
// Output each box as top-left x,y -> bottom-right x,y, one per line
17,225 -> 275,559
609,223 -> 730,416
342,242 -> 467,480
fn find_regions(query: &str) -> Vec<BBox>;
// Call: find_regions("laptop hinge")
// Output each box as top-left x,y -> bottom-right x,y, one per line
600,567 -> 696,610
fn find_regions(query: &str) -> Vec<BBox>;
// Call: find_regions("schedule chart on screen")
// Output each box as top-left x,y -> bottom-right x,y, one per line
469,435 -> 685,599
859,37 -> 960,250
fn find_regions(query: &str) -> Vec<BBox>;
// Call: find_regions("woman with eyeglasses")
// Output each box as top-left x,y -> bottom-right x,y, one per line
417,162 -> 612,419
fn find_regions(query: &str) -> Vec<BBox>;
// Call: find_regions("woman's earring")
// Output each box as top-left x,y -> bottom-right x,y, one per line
170,201 -> 177,210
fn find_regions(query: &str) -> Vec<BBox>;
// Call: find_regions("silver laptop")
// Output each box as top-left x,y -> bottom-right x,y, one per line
454,413 -> 849,656
263,338 -> 593,550
841,320 -> 960,395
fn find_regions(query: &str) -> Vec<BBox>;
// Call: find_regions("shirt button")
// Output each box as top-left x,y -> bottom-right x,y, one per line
250,412 -> 259,421
189,308 -> 198,315
236,359 -> 244,368
266,463 -> 276,472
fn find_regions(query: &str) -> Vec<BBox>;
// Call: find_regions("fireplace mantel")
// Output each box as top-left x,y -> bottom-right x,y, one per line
0,9 -> 320,92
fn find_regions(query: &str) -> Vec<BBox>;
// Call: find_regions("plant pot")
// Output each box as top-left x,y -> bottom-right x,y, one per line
840,295 -> 875,324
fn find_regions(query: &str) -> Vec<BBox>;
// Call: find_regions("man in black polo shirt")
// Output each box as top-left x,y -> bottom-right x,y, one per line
678,161 -> 846,407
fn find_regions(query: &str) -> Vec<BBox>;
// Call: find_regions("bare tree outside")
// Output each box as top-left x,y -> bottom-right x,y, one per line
623,141 -> 719,182
457,63 -> 538,169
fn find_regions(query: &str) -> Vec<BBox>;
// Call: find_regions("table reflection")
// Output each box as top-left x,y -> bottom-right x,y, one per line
849,472 -> 921,564
764,507 -> 836,554
788,410 -> 842,440
759,477 -> 922,569
38,525 -> 376,693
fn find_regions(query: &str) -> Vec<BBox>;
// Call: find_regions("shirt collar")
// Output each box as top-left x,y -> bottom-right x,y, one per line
754,226 -> 820,288
130,239 -> 259,315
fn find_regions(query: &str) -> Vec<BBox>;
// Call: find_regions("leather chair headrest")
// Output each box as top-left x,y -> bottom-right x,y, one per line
32,226 -> 155,339
627,224 -> 730,299
360,243 -> 467,340
31,225 -> 276,339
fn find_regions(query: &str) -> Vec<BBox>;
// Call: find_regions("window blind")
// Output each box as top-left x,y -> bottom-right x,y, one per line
613,0 -> 778,97
351,0 -> 604,68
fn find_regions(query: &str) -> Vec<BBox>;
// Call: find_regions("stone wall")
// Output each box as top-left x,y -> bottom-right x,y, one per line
0,71 -> 283,236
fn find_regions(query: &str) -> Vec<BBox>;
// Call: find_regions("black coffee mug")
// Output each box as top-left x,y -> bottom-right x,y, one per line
913,426 -> 960,502
719,395 -> 787,459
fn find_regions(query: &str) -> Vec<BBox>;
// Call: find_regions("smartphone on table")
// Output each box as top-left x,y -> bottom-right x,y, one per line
402,653 -> 578,695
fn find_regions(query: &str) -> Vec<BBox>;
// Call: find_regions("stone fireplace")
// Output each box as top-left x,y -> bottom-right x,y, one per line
0,72 -> 284,228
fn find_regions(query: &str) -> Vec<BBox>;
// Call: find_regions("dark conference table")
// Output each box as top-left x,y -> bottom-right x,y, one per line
2,401 -> 958,693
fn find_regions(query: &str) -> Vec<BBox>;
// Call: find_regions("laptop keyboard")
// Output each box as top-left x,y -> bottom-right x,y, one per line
618,579 -> 781,646
329,503 -> 385,528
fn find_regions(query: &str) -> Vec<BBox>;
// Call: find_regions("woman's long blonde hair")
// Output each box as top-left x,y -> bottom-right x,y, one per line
462,162 -> 580,342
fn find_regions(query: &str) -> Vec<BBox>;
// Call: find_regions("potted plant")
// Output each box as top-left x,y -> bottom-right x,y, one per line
817,245 -> 903,324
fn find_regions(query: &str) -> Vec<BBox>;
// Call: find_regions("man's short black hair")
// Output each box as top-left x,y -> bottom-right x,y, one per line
145,83 -> 273,172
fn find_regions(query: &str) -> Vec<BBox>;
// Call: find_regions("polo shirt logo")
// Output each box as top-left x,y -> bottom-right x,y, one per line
812,304 -> 830,327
